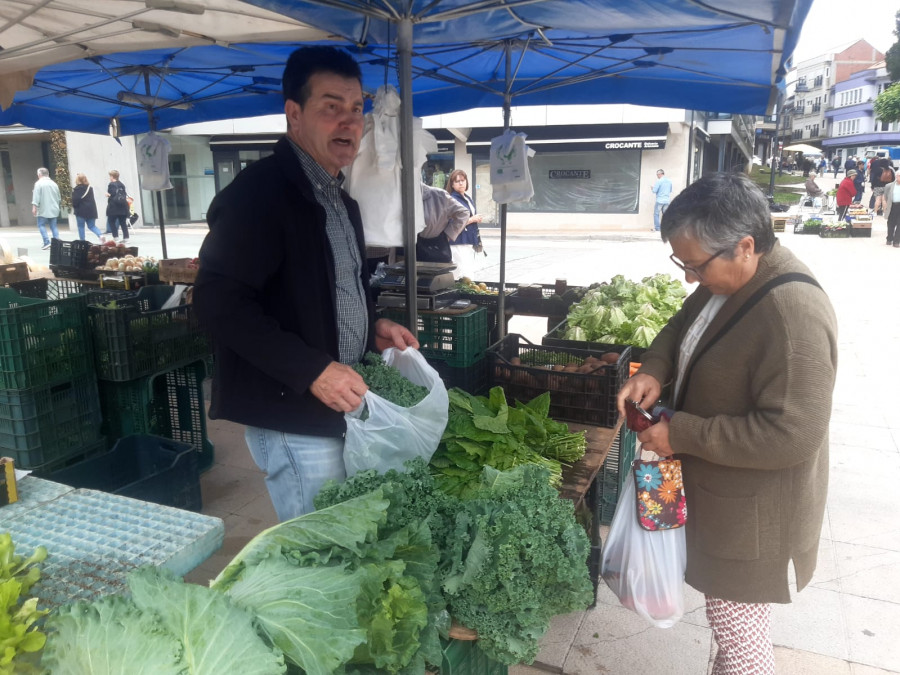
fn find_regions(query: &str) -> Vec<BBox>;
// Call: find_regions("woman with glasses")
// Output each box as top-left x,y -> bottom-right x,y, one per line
616,172 -> 838,675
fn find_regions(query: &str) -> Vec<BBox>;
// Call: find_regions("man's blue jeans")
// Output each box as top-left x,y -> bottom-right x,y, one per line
245,426 -> 346,521
654,202 -> 668,231
36,216 -> 59,245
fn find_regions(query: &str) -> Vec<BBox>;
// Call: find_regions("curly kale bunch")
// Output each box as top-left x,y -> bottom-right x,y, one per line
316,460 -> 593,666
353,352 -> 428,408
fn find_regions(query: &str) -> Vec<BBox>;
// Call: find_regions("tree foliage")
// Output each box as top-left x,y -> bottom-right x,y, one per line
874,83 -> 900,124
49,130 -> 72,209
887,11 -> 900,84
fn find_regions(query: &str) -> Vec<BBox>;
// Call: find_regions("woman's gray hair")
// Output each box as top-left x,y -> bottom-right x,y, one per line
660,172 -> 775,255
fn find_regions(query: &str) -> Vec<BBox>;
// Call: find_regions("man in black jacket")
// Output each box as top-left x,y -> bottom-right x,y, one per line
194,46 -> 418,521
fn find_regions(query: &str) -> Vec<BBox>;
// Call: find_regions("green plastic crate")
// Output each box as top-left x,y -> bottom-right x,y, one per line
0,374 -> 103,468
595,425 -> 638,525
428,356 -> 489,396
0,287 -> 94,390
439,638 -> 507,675
10,277 -> 137,305
97,360 -> 213,472
381,306 -> 489,367
88,285 -> 211,381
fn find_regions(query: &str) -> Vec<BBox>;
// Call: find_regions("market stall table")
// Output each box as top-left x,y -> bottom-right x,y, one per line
558,419 -> 624,604
2,475 -> 224,610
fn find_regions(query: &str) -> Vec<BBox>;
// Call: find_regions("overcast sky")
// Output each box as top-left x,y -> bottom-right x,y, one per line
791,0 -> 898,63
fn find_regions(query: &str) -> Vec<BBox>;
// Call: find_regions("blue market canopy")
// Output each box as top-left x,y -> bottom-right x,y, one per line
0,1 -> 813,135
0,43 -> 310,135
246,0 -> 814,116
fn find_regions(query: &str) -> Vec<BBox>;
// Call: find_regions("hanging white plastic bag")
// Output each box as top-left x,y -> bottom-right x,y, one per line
344,85 -> 436,247
490,130 -> 536,204
344,347 -> 449,477
600,478 -> 686,628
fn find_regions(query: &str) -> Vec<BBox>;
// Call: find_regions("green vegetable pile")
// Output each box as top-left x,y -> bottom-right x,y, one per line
1,533 -> 48,675
42,490 -> 444,675
353,352 -> 428,408
563,273 -> 686,348
316,459 -> 594,666
430,387 -> 586,497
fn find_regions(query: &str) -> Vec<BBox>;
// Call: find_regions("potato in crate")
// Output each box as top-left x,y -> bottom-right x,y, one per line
487,334 -> 630,428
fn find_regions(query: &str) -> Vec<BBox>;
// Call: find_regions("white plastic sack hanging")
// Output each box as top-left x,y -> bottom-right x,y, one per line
600,478 -> 686,628
344,85 -> 437,247
490,130 -> 535,204
343,347 -> 449,477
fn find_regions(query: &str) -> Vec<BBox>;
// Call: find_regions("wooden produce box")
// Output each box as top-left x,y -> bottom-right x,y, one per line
771,215 -> 787,232
159,258 -> 199,284
0,262 -> 29,285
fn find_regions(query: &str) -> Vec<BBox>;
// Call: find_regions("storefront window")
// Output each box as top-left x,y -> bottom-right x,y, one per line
475,150 -> 641,214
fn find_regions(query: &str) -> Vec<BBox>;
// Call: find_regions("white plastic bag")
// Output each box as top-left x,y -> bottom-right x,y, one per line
600,477 -> 686,628
343,347 -> 449,477
344,85 -> 437,247
490,130 -> 536,204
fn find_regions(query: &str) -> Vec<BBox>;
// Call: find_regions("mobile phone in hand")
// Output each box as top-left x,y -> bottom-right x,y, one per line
625,399 -> 657,433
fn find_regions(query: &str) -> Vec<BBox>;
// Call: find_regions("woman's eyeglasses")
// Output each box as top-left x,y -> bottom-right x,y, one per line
669,250 -> 724,281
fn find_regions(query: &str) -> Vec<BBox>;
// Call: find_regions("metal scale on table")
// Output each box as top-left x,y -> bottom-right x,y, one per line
375,262 -> 461,310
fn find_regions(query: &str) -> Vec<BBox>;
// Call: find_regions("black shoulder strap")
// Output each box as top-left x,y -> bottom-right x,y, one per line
675,273 -> 822,410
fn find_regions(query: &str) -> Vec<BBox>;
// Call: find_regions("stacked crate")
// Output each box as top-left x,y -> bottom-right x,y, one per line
380,306 -> 490,395
0,286 -> 105,471
88,286 -> 214,472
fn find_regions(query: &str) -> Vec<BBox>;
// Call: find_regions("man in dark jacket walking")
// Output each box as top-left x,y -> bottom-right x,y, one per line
194,46 -> 418,521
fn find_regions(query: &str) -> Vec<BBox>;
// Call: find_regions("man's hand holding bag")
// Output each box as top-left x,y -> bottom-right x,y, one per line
343,348 -> 449,477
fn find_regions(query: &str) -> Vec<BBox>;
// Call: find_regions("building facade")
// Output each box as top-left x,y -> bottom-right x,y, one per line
1,102 -> 755,239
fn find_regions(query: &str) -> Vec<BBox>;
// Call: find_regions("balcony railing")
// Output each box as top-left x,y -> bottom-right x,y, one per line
811,104 -> 821,114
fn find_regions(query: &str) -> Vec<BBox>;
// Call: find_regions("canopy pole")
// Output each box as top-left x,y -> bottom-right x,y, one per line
398,17 -> 417,332
144,72 -> 168,259
768,91 -> 782,198
496,42 -> 511,341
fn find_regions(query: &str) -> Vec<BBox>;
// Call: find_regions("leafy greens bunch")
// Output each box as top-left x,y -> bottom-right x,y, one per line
0,533 -> 48,675
41,491 -> 447,675
563,273 -> 686,347
429,387 -> 586,497
352,352 -> 428,408
316,459 -> 594,666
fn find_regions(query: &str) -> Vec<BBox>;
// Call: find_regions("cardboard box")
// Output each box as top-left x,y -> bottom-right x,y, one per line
1,457 -> 18,506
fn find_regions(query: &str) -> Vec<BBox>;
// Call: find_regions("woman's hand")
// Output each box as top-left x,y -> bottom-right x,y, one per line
469,214 -> 483,225
374,318 -> 420,352
616,373 -> 661,419
637,417 -> 674,458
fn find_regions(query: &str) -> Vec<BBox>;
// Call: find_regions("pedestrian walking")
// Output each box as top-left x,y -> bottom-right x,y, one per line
105,170 -> 131,243
71,173 -> 104,241
651,168 -> 673,232
31,167 -> 60,250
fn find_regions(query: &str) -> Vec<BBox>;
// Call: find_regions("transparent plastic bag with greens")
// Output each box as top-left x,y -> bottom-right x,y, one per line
344,347 -> 449,477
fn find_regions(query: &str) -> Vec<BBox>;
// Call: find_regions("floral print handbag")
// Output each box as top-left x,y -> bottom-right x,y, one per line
633,459 -> 687,531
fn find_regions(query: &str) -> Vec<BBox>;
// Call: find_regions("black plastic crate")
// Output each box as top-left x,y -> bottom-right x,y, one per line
543,320 -> 647,362
49,238 -> 92,269
487,334 -> 630,427
594,425 -> 638,525
428,356 -> 489,396
98,360 -> 213,473
36,434 -> 201,511
88,285 -> 210,381
848,225 -> 872,238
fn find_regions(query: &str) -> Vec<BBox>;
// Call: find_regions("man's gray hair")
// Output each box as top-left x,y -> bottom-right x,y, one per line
37,167 -> 50,177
